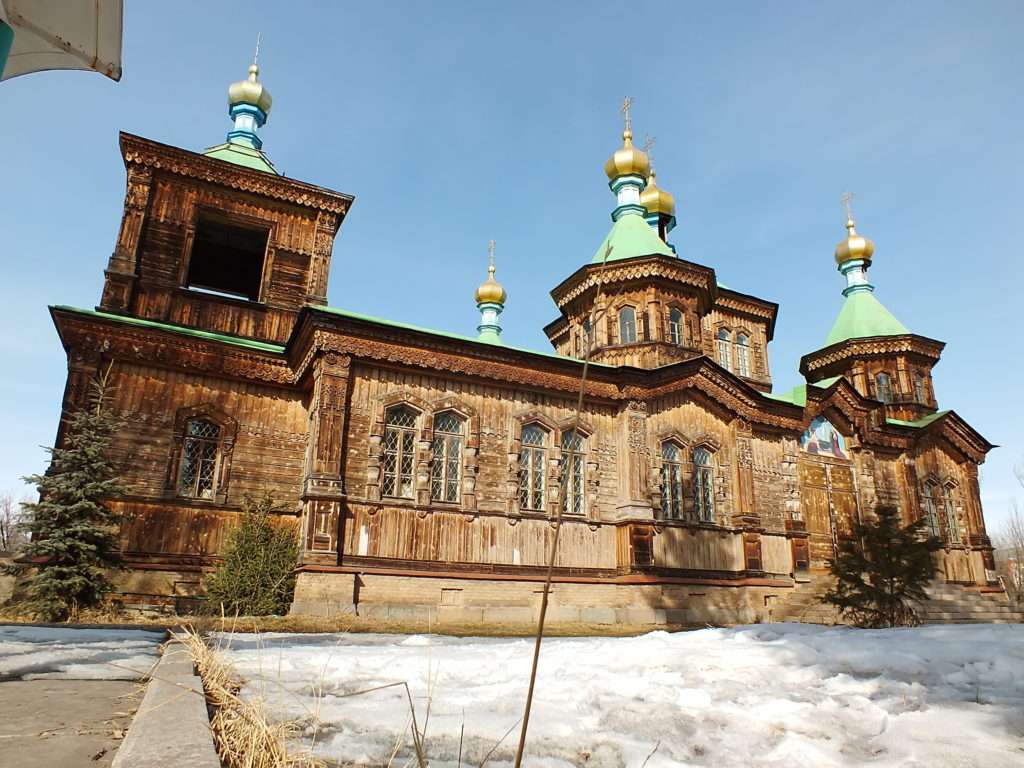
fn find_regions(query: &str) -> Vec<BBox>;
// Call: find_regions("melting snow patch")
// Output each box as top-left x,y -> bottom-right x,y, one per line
0,624 -> 164,680
215,624 -> 1024,767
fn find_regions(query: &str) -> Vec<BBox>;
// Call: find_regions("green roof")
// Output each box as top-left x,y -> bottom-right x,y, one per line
591,213 -> 674,264
824,290 -> 909,347
314,306 -> 613,367
886,411 -> 949,429
202,142 -> 279,175
764,376 -> 843,406
51,306 -> 286,353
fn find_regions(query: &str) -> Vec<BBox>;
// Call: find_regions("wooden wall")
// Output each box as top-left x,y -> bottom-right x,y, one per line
106,360 -> 307,509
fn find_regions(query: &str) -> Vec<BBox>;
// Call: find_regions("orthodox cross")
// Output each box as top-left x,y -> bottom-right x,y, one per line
642,135 -> 655,163
621,96 -> 633,133
254,32 -> 262,67
488,239 -> 496,272
840,191 -> 855,221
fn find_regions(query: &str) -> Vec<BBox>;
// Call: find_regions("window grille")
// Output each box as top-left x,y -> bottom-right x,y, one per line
668,308 -> 683,346
519,424 -> 547,511
922,483 -> 941,538
179,418 -> 221,499
693,446 -> 715,522
736,333 -> 751,377
430,411 -> 464,503
561,430 -> 586,515
383,406 -> 417,499
943,486 -> 961,544
661,441 -> 683,519
716,329 -> 732,372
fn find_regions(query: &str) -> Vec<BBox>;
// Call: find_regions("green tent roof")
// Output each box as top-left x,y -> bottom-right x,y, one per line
591,213 -> 674,264
824,290 -> 909,347
202,142 -> 279,175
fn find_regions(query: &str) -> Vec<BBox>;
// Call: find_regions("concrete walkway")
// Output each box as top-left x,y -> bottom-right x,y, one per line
0,679 -> 141,767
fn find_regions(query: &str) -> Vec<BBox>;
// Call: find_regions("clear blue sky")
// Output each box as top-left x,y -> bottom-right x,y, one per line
1,2 -> 1021,530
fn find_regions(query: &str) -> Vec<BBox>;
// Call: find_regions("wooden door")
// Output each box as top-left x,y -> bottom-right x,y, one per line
799,459 -> 859,570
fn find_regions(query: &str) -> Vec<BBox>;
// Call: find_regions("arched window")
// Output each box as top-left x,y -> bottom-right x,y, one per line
582,317 -> 592,351
619,306 -> 637,344
914,373 -> 927,404
661,441 -> 684,519
178,418 -> 221,499
431,411 -> 464,503
668,308 -> 684,346
519,424 -> 548,511
383,406 -> 418,499
875,373 -> 893,404
736,333 -> 751,377
942,485 -> 961,544
693,446 -> 715,522
921,482 -> 941,538
561,429 -> 586,515
716,328 -> 732,372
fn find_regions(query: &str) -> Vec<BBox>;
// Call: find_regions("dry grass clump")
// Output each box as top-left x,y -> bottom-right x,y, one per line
176,626 -> 324,768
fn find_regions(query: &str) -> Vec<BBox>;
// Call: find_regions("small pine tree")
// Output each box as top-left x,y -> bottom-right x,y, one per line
204,493 -> 299,616
12,366 -> 124,621
823,504 -> 942,628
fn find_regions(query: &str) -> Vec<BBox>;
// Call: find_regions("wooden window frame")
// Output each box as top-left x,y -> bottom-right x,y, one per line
164,405 -> 238,505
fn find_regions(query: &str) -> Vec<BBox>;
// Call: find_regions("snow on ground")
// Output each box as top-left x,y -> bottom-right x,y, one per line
0,625 -> 164,681
218,624 -> 1024,768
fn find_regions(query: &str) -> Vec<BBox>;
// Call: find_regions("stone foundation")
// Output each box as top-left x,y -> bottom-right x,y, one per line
290,570 -> 797,628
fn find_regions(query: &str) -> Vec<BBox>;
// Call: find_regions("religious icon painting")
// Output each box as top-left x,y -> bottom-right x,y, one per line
800,416 -> 849,460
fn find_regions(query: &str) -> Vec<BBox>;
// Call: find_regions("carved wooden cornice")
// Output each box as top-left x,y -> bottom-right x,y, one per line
800,333 -> 945,377
119,132 -> 353,217
713,288 -> 779,340
52,309 -> 292,385
550,255 -> 716,310
53,305 -> 990,462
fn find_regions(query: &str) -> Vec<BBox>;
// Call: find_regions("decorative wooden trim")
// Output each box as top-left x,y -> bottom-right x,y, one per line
119,132 -> 353,216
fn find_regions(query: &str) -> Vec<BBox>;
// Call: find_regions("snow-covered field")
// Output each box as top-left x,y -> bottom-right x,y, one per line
0,625 -> 164,680
218,624 -> 1024,768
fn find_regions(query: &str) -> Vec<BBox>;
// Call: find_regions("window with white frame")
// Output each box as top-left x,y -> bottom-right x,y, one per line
430,411 -> 464,503
668,308 -> 684,346
693,446 -> 715,522
914,373 -> 927,404
519,424 -> 548,511
561,429 -> 586,515
382,406 -> 418,499
736,333 -> 751,377
178,418 -> 221,499
716,328 -> 733,372
661,441 -> 684,519
619,306 -> 637,344
875,372 -> 893,403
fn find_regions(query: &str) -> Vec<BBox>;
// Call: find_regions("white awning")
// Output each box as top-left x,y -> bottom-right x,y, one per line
1,0 -> 123,81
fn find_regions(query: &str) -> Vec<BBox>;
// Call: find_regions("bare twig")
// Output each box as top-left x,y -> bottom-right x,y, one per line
640,739 -> 661,768
480,717 -> 523,768
513,242 -> 616,767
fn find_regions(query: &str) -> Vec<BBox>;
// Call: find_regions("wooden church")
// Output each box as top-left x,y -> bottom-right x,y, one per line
48,62 -> 999,624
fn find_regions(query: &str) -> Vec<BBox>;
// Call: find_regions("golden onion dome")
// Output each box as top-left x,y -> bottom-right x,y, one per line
604,129 -> 651,180
228,63 -> 273,115
475,263 -> 506,305
834,217 -> 875,265
639,169 -> 675,216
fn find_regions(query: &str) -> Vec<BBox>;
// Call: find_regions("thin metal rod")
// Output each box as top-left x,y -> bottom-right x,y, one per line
513,244 -> 615,767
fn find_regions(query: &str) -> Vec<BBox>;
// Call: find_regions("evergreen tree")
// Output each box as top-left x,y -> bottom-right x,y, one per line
823,504 -> 942,627
204,493 -> 299,616
12,367 -> 124,621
